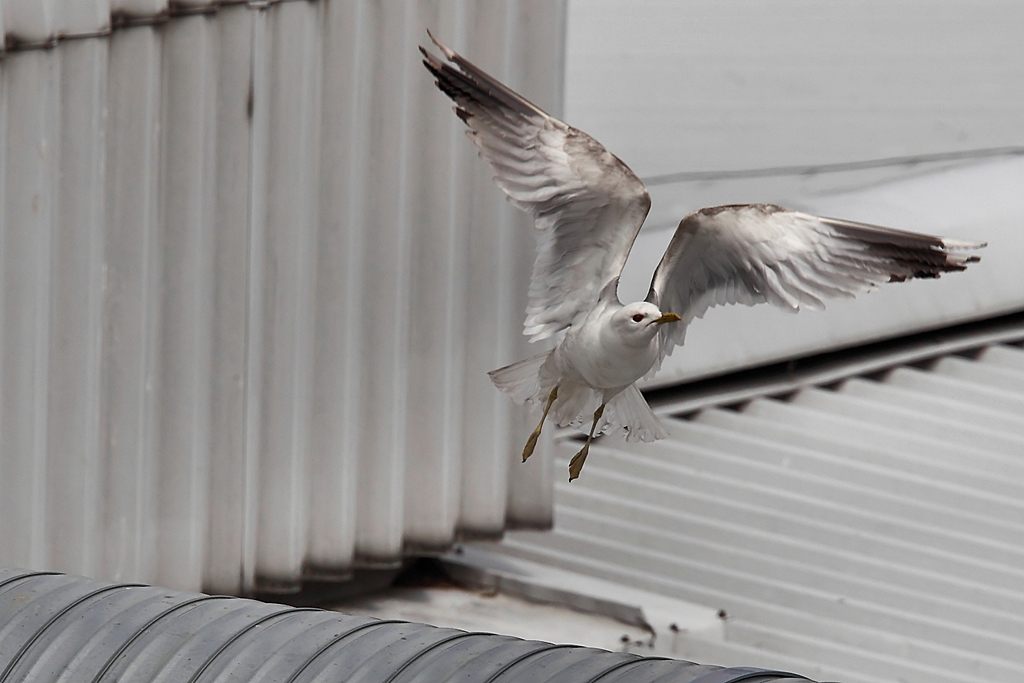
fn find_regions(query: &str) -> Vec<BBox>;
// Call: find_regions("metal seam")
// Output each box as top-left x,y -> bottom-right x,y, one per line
0,0 -> 313,57
281,619 -> 410,683
582,656 -> 670,683
184,606 -> 323,683
0,571 -> 62,592
0,582 -> 147,683
641,145 -> 1024,186
89,594 -> 236,683
481,643 -> 578,683
687,668 -> 812,683
379,631 -> 488,683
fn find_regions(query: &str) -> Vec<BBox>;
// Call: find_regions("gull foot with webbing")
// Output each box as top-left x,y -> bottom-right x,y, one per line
568,404 -> 605,481
522,386 -> 558,462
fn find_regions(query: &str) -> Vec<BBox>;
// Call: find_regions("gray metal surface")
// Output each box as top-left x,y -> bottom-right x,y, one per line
569,0 -> 1024,389
566,1 -> 1024,181
498,335 -> 1024,683
0,568 -> 815,683
0,1 -> 565,594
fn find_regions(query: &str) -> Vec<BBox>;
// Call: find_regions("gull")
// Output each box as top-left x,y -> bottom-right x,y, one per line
421,32 -> 985,481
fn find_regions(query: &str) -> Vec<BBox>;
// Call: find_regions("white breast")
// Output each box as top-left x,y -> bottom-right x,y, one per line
557,312 -> 660,391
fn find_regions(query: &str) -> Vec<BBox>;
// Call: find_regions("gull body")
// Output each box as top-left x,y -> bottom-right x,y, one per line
421,32 -> 985,480
501,295 -> 679,478
560,297 -> 671,394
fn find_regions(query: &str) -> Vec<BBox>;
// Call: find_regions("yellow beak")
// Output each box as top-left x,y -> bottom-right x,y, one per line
653,312 -> 682,325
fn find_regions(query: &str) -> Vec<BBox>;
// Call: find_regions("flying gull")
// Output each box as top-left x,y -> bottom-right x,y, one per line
421,32 -> 985,481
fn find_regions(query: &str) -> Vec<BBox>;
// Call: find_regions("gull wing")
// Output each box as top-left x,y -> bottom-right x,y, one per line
422,32 -> 651,342
644,203 -> 986,377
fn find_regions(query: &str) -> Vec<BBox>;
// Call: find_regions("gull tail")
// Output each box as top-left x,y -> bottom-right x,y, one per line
603,384 -> 668,443
488,351 -> 555,406
490,355 -> 668,445
551,382 -> 668,443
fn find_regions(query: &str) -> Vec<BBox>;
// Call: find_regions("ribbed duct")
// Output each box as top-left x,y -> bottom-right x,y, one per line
0,568 -> 816,683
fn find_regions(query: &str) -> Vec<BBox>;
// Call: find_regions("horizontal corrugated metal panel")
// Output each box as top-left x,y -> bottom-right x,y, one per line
497,334 -> 1024,683
0,568 -> 817,683
0,1 -> 565,595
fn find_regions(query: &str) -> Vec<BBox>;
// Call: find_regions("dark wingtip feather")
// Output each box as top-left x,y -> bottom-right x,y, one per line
426,29 -> 456,60
420,29 -> 548,121
819,214 -> 986,283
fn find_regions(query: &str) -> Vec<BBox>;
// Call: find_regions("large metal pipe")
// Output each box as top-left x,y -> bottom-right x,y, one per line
0,568 -> 817,683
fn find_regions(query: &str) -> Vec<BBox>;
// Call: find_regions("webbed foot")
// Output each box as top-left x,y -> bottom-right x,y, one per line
522,385 -> 558,463
568,443 -> 590,481
567,403 -> 604,481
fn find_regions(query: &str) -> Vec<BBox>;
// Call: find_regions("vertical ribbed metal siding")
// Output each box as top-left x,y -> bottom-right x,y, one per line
0,0 -> 566,594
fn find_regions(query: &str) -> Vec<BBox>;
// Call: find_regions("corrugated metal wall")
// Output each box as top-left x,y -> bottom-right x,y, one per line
0,0 -> 566,595
497,332 -> 1024,683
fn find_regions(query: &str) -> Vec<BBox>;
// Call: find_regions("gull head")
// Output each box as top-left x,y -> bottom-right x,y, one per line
609,302 -> 682,347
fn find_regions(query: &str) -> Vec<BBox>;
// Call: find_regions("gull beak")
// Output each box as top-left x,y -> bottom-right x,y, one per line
653,312 -> 682,325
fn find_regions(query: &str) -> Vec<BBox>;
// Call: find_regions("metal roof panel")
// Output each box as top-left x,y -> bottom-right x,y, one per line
497,335 -> 1024,683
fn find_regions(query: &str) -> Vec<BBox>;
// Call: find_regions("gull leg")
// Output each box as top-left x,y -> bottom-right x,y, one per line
568,404 -> 605,481
522,386 -> 558,463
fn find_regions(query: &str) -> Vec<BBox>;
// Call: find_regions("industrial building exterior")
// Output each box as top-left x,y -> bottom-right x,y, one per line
1,2 -> 1022,682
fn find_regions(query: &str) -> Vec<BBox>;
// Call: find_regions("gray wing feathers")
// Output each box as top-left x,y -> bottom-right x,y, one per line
645,204 -> 985,376
422,33 -> 651,341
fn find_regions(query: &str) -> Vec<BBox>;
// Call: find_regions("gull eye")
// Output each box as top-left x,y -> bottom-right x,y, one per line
631,313 -> 645,323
